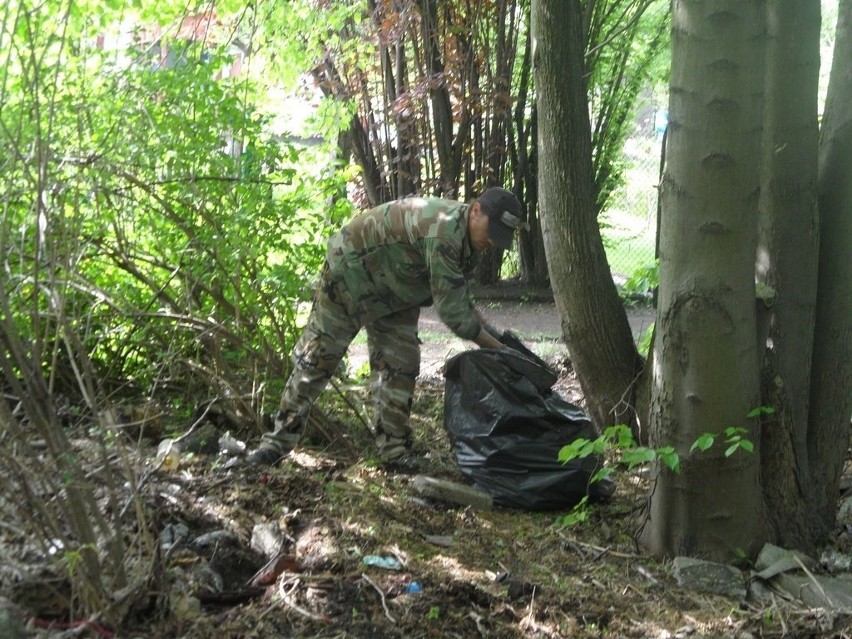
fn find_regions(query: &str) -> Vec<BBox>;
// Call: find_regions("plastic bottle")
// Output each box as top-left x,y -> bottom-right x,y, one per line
155,438 -> 181,470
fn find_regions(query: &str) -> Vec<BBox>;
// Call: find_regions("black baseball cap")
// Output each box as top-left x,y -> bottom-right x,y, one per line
479,187 -> 523,250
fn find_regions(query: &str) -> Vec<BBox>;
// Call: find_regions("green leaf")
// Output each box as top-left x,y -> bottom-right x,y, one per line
690,433 -> 715,452
746,406 -> 776,418
621,447 -> 656,468
558,438 -> 593,462
657,447 -> 681,473
591,467 -> 613,483
556,496 -> 590,528
613,425 -> 637,449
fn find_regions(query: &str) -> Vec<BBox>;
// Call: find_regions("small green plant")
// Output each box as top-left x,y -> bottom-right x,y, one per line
556,496 -> 591,527
690,407 -> 772,457
747,405 -> 776,419
323,482 -> 343,498
732,547 -> 753,569
762,609 -> 774,628
499,249 -> 521,280
427,605 -> 441,620
558,424 -> 682,474
64,544 -> 93,579
556,409 -> 768,527
353,360 -> 371,380
690,426 -> 754,457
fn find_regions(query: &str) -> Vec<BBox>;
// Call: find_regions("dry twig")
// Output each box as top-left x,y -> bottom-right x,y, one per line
361,572 -> 396,624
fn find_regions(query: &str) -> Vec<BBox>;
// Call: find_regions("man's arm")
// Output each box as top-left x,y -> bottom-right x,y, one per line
470,307 -> 504,340
422,228 -> 506,347
425,239 -> 487,341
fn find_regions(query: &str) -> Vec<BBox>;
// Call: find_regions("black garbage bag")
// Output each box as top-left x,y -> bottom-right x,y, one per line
443,336 -> 612,511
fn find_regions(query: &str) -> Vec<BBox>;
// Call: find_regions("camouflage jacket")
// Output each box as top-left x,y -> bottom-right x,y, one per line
326,197 -> 481,340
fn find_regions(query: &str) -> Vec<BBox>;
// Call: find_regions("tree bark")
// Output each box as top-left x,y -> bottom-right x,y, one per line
756,0 -> 821,552
485,0 -> 514,189
419,0 -> 459,196
512,7 -> 548,287
641,0 -> 767,560
475,0 -> 518,286
388,41 -> 419,198
809,0 -> 852,537
533,0 -> 642,431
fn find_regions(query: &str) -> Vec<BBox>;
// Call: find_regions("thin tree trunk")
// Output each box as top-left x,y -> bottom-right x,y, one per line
511,21 -> 547,286
311,51 -> 389,207
485,0 -> 513,188
419,0 -> 458,196
473,0 -> 519,286
391,41 -> 418,197
533,0 -> 642,431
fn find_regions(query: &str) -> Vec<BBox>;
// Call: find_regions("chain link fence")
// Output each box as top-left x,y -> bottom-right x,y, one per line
601,120 -> 664,300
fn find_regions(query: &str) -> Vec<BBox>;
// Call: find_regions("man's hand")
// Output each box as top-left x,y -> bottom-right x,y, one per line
482,321 -> 504,342
471,307 -> 504,342
474,326 -> 505,349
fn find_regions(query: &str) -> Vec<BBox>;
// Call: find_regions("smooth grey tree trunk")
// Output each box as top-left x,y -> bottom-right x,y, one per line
809,0 -> 852,535
756,0 -> 821,551
532,0 -> 643,431
641,0 -> 767,559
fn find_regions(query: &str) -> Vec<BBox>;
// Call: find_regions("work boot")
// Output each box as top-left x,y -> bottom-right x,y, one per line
375,432 -> 412,460
379,452 -> 423,475
375,432 -> 420,474
245,446 -> 285,467
245,411 -> 303,467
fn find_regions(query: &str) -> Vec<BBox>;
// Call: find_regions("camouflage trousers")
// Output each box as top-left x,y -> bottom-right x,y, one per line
260,264 -> 421,458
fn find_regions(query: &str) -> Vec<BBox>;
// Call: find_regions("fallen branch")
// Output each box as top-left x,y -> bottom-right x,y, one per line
361,572 -> 396,624
556,532 -> 642,559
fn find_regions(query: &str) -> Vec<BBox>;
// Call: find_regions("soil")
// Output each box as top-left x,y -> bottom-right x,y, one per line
4,300 -> 850,639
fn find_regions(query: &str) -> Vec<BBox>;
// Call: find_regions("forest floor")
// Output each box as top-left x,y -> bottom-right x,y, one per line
5,300 -> 851,638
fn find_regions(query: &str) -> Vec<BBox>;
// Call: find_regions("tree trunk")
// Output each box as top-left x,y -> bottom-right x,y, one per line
518,108 -> 549,286
641,0 -> 767,560
419,0 -> 459,196
388,41 -> 419,198
311,54 -> 389,207
346,109 -> 389,207
512,14 -> 548,287
474,0 -> 517,286
756,0 -> 821,552
809,0 -> 852,537
485,0 -> 514,189
533,0 -> 642,431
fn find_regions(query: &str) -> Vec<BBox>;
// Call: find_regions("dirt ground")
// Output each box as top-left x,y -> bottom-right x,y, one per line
5,301 -> 850,639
